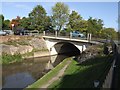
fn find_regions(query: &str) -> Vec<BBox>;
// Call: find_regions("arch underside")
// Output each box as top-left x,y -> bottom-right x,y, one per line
52,42 -> 81,66
54,42 -> 81,55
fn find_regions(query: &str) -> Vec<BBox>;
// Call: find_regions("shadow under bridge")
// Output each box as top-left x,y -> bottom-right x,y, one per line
53,42 -> 81,55
50,42 -> 81,66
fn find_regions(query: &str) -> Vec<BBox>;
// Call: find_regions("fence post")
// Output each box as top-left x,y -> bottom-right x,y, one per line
70,32 -> 72,39
43,31 -> 45,36
55,30 -> 57,37
87,33 -> 89,41
90,33 -> 92,41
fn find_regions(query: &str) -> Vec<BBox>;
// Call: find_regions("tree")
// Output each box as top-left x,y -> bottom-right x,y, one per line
68,11 -> 82,30
87,17 -> 104,37
68,11 -> 82,29
29,5 -> 47,31
19,17 -> 31,30
3,20 -> 10,30
0,14 -> 4,29
67,11 -> 88,34
101,28 -> 117,39
44,16 -> 53,32
52,2 -> 69,33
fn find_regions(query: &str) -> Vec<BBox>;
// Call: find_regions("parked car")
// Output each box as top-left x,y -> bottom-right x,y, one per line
71,31 -> 85,38
0,30 -> 7,36
3,30 -> 14,35
14,29 -> 29,35
14,29 -> 24,35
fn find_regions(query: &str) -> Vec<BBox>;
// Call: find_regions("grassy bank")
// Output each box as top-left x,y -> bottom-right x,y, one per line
1,48 -> 49,65
48,55 -> 113,89
25,58 -> 70,90
1,53 -> 22,64
25,54 -> 114,89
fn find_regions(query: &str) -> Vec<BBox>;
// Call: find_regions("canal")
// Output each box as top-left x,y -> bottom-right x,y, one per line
2,52 -> 80,89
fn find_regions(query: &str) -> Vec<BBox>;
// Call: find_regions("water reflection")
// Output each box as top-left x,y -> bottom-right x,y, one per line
2,52 -> 80,89
2,56 -> 50,89
3,72 -> 35,89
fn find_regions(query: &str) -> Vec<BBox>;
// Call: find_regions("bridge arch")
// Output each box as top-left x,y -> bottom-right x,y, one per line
45,40 -> 87,56
48,42 -> 81,64
51,41 -> 81,55
45,39 -> 87,69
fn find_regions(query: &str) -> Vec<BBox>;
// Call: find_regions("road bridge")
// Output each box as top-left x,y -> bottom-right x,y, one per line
43,36 -> 101,64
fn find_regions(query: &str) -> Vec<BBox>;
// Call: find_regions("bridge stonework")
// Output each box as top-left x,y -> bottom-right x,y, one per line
44,39 -> 90,64
42,36 -> 102,69
45,40 -> 87,55
43,36 -> 100,69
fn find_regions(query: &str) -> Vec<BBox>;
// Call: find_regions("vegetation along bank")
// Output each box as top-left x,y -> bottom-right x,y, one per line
0,36 -> 49,64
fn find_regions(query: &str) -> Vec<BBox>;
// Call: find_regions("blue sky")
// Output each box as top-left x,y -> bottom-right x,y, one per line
1,2 -> 118,31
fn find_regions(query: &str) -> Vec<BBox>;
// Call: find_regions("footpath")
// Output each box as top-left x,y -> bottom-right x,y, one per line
40,60 -> 71,88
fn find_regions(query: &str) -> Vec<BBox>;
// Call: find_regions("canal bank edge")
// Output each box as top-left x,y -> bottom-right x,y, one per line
1,36 -> 50,64
25,58 -> 70,89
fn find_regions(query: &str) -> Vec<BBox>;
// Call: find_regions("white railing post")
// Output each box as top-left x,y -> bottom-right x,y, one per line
87,33 -> 89,41
55,30 -> 57,37
70,32 -> 72,39
43,31 -> 45,36
90,33 -> 92,41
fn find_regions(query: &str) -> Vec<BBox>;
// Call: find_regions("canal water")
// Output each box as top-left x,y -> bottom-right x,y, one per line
2,52 -> 79,89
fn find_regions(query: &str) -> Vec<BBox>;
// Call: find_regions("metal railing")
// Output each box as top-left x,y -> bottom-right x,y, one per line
110,42 -> 119,89
41,31 -> 89,40
102,59 -> 115,88
102,41 -> 119,89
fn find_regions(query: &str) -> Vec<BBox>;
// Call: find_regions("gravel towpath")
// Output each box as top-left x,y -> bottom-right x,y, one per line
40,60 -> 71,89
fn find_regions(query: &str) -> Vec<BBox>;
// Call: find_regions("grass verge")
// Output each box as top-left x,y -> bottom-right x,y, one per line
48,55 -> 113,89
1,49 -> 49,64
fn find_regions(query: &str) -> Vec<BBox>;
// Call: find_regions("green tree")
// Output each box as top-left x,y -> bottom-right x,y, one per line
19,17 -> 31,30
76,20 -> 88,32
87,17 -> 104,37
3,20 -> 10,30
44,16 -> 53,32
0,14 -> 4,29
67,11 -> 88,33
52,2 -> 69,33
28,5 -> 47,31
68,11 -> 82,30
101,28 -> 117,39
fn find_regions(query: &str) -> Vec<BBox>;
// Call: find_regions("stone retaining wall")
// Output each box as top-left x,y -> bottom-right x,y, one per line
1,35 -> 50,59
